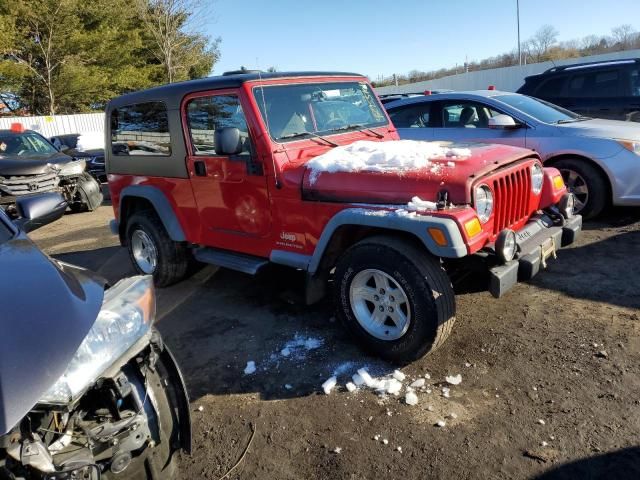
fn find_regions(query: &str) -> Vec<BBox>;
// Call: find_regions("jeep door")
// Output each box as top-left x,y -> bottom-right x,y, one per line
183,90 -> 272,252
431,100 -> 527,147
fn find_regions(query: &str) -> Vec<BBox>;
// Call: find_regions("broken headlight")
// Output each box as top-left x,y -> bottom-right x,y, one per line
58,159 -> 86,177
39,276 -> 156,404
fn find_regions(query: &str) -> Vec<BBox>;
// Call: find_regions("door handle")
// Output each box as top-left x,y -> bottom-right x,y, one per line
194,160 -> 207,176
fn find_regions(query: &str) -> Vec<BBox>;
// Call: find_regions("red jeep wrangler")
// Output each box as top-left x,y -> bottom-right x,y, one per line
106,71 -> 581,361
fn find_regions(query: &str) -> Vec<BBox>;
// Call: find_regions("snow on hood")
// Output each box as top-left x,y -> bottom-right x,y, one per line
76,132 -> 104,152
306,140 -> 472,184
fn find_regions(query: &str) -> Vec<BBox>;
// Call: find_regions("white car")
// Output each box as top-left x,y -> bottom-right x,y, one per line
385,91 -> 640,218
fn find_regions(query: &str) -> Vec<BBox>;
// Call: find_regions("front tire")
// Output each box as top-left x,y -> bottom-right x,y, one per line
334,236 -> 456,363
554,158 -> 608,219
125,212 -> 191,287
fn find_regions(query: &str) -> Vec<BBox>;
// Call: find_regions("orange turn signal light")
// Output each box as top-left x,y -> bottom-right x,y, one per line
428,227 -> 448,246
553,175 -> 565,190
464,218 -> 482,238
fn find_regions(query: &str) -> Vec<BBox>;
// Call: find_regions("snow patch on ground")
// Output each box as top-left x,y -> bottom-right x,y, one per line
307,140 -> 471,184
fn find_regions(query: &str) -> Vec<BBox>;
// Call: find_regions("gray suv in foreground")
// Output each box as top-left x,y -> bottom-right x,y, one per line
386,91 -> 640,218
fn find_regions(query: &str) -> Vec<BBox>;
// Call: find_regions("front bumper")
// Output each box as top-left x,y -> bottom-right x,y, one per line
488,214 -> 582,298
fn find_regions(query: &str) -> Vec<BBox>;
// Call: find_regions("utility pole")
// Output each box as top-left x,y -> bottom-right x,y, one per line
517,0 -> 522,65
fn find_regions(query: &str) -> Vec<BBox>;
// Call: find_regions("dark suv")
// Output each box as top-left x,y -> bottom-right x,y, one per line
517,59 -> 640,122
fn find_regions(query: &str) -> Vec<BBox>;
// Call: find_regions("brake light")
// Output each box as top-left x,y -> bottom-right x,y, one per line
10,123 -> 25,133
423,90 -> 432,95
487,85 -> 496,91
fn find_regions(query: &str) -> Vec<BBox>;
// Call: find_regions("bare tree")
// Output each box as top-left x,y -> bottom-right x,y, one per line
135,0 -> 218,83
611,24 -> 636,48
5,1 -> 70,114
526,25 -> 559,62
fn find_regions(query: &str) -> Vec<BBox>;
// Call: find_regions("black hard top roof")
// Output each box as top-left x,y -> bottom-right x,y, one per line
107,71 -> 366,110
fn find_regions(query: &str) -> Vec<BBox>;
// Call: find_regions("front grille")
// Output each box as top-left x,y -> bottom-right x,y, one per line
0,172 -> 60,196
490,164 -> 532,236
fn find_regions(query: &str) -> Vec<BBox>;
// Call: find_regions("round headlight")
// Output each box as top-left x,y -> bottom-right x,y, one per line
531,163 -> 544,195
495,229 -> 517,263
474,184 -> 493,223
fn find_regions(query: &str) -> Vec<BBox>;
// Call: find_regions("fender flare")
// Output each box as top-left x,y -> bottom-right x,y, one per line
119,185 -> 186,242
302,208 -> 469,275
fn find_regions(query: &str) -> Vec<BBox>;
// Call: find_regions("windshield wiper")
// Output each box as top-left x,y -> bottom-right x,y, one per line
331,123 -> 384,138
278,131 -> 338,147
556,116 -> 591,124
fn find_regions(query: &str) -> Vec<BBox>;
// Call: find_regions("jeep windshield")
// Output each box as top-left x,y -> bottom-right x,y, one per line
0,132 -> 58,158
253,81 -> 388,142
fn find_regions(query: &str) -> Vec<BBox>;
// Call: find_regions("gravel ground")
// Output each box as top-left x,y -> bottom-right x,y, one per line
30,204 -> 640,480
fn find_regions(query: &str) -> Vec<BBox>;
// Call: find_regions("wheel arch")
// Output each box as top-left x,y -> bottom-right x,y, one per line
118,186 -> 186,245
544,153 -> 613,203
306,208 -> 469,276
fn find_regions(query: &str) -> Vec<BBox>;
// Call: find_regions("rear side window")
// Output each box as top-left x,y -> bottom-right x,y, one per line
568,70 -> 621,98
535,76 -> 566,97
186,95 -> 252,157
388,103 -> 431,128
631,69 -> 640,96
110,102 -> 171,156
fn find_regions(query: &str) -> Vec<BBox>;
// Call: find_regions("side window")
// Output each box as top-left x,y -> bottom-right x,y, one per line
388,103 -> 430,128
186,95 -> 252,157
592,70 -> 620,97
568,70 -> 620,98
568,74 -> 588,97
536,76 -> 566,97
631,69 -> 640,96
442,102 -> 491,128
110,102 -> 171,156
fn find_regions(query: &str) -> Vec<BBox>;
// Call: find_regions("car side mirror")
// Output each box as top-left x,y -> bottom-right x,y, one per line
14,192 -> 67,233
58,144 -> 70,152
214,127 -> 243,156
488,114 -> 520,129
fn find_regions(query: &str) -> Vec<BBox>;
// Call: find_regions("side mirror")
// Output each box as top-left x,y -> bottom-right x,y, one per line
488,114 -> 521,130
58,144 -> 70,152
14,192 -> 67,233
214,127 -> 243,156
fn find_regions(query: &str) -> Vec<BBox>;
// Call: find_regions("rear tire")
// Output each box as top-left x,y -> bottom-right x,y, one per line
333,236 -> 456,363
125,212 -> 191,287
553,158 -> 608,219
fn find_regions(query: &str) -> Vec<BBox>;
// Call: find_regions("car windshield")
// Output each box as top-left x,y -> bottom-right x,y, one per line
495,94 -> 582,124
0,132 -> 58,157
253,81 -> 388,142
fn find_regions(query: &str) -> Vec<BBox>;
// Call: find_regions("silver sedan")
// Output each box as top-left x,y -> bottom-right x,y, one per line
385,91 -> 640,218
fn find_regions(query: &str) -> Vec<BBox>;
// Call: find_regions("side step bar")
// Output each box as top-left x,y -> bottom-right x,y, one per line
193,247 -> 269,275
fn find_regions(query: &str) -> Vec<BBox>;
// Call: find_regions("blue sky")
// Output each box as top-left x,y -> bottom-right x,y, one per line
205,0 -> 640,79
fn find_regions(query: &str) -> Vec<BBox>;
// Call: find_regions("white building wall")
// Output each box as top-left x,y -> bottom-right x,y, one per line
0,113 -> 105,137
375,49 -> 640,95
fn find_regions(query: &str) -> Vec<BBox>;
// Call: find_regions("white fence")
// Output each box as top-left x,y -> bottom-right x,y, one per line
0,113 -> 105,137
375,49 -> 640,95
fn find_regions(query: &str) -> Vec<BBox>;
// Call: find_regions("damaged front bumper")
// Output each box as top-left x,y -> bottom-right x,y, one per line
488,213 -> 582,298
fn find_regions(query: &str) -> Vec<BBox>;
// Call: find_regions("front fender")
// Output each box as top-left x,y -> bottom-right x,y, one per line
306,208 -> 469,274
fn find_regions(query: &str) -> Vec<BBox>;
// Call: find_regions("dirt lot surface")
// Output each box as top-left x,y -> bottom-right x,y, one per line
30,203 -> 640,480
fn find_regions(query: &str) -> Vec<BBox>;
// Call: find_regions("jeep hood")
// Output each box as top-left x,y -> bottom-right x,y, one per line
0,152 -> 73,176
0,231 -> 105,434
302,141 -> 537,205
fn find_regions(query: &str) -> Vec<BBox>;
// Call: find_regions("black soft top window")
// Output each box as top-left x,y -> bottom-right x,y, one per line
110,102 -> 172,156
